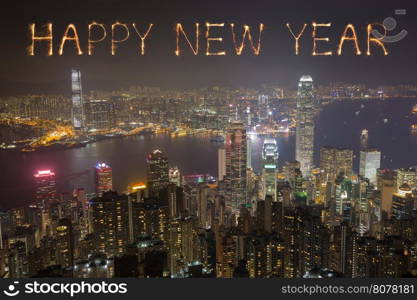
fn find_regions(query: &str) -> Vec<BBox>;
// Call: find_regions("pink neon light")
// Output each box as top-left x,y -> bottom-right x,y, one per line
34,169 -> 55,177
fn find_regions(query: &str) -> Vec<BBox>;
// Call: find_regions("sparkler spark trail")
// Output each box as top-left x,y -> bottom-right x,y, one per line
58,24 -> 83,55
286,23 -> 307,55
312,22 -> 333,56
28,23 -> 53,56
205,23 -> 226,56
175,23 -> 200,56
230,23 -> 264,55
337,24 -> 361,55
132,23 -> 154,55
367,23 -> 389,55
88,22 -> 107,55
111,22 -> 130,55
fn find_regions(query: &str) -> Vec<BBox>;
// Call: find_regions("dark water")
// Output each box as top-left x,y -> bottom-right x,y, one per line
1,98 -> 417,210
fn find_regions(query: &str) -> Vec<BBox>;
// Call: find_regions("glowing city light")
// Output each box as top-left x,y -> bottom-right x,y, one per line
34,169 -> 55,177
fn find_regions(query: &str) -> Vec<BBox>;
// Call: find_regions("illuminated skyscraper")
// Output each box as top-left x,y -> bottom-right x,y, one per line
262,138 -> 279,202
34,169 -> 56,209
71,68 -> 85,133
95,163 -> 113,196
169,167 -> 181,187
147,149 -> 169,196
90,191 -> 129,257
359,148 -> 381,186
295,75 -> 315,177
247,138 -> 252,170
391,183 -> 414,220
218,148 -> 226,181
225,121 -> 247,211
320,146 -> 353,182
258,94 -> 269,122
396,167 -> 417,190
360,129 -> 368,150
56,218 -> 74,268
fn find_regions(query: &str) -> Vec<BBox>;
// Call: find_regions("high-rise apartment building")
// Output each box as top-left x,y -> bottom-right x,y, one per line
90,191 -> 129,257
147,149 -> 170,196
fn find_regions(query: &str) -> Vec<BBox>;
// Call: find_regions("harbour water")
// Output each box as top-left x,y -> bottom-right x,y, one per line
1,98 -> 417,210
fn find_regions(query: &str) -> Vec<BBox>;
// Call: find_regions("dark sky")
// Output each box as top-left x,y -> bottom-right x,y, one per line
0,0 -> 416,95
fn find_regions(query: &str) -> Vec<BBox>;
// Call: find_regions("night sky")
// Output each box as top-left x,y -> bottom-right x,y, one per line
0,0 -> 416,95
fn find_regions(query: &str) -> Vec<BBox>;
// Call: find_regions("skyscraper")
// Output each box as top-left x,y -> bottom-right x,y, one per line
218,148 -> 226,181
262,138 -> 279,202
258,94 -> 269,122
169,167 -> 181,187
320,146 -> 353,182
90,191 -> 129,257
71,69 -> 85,133
225,121 -> 247,211
359,148 -> 381,186
34,169 -> 56,209
147,149 -> 169,196
396,167 -> 417,190
295,75 -> 315,177
56,218 -> 74,268
247,138 -> 252,170
391,183 -> 414,220
94,162 -> 113,196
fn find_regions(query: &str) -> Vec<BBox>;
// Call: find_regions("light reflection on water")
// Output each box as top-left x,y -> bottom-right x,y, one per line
0,98 -> 417,209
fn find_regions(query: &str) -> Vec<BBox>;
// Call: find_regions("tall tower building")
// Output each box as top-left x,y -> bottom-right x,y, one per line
34,169 -> 56,209
320,146 -> 353,182
147,149 -> 169,196
95,162 -> 113,196
56,218 -> 74,268
360,129 -> 368,150
71,69 -> 85,133
90,191 -> 129,257
391,183 -> 414,220
169,167 -> 181,187
262,138 -> 279,202
295,75 -> 315,177
225,121 -> 247,211
258,94 -> 269,122
218,148 -> 226,181
359,148 -> 381,186
247,138 -> 252,170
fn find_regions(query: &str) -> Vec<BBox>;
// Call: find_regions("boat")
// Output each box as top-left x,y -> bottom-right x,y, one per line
411,124 -> 417,131
412,105 -> 417,115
